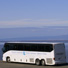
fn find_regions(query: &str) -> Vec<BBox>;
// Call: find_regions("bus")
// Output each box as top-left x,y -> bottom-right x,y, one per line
2,42 -> 66,65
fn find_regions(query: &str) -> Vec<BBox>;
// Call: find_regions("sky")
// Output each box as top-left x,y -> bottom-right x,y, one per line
0,0 -> 68,40
0,0 -> 68,28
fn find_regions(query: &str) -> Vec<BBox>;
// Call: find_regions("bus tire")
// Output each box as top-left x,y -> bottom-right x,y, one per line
41,59 -> 45,66
6,57 -> 10,62
35,59 -> 40,66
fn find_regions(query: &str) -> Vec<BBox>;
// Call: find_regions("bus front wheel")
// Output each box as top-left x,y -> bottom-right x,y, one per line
6,57 -> 10,62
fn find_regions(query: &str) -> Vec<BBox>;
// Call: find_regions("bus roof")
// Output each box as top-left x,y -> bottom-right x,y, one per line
5,42 -> 64,45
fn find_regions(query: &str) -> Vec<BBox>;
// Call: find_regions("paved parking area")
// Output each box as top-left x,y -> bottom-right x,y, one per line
0,61 -> 68,68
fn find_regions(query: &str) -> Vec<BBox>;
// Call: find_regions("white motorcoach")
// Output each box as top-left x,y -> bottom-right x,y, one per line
2,42 -> 66,65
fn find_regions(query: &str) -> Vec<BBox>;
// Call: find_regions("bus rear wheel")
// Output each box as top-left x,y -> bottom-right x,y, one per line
35,59 -> 40,66
41,59 -> 45,66
6,57 -> 10,62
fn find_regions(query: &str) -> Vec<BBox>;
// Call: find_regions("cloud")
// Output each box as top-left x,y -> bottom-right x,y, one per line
0,19 -> 68,28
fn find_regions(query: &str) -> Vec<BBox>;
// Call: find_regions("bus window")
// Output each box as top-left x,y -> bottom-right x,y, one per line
23,44 -> 31,51
44,44 -> 53,52
37,44 -> 44,51
30,44 -> 37,51
17,44 -> 24,50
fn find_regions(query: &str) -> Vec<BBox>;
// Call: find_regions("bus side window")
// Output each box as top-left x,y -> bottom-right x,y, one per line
45,45 -> 50,52
50,45 -> 53,51
30,44 -> 37,51
37,44 -> 44,51
44,45 -> 53,52
18,44 -> 24,50
14,45 -> 18,50
24,44 -> 31,51
5,44 -> 14,51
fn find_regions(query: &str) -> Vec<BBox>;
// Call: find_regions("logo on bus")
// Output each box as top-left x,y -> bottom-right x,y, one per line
23,51 -> 25,55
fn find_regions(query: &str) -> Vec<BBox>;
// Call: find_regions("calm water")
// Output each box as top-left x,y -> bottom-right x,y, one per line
0,42 -> 68,63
